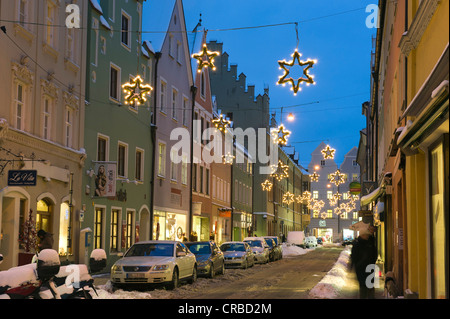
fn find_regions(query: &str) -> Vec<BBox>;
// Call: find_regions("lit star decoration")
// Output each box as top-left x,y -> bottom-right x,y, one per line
310,172 -> 319,182
271,124 -> 291,146
261,180 -> 273,192
277,48 -> 317,95
122,75 -> 152,106
212,114 -> 231,132
192,43 -> 220,73
321,145 -> 336,159
282,192 -> 295,205
270,160 -> 289,181
329,169 -> 346,186
222,152 -> 235,165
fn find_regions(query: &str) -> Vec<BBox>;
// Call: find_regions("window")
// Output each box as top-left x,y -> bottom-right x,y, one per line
18,0 -> 28,27
110,209 -> 120,252
321,160 -> 325,166
65,107 -> 73,148
170,148 -> 178,181
343,192 -> 349,200
43,98 -> 51,140
15,83 -> 25,130
158,143 -> 166,177
352,173 -> 358,181
205,168 -> 210,196
126,210 -> 134,250
97,135 -> 109,161
94,207 -> 105,249
110,64 -> 120,101
168,34 -> 174,57
352,160 -> 358,166
117,143 -> 128,177
172,88 -> 178,120
327,191 -> 333,199
176,41 -> 181,63
135,148 -> 144,181
353,212 -> 359,220
313,191 -> 319,199
45,1 -> 56,47
327,210 -> 333,218
121,11 -> 131,48
160,80 -> 167,113
181,154 -> 188,185
192,164 -> 198,192
66,28 -> 76,62
199,166 -> 204,193
341,212 -> 348,219
182,97 -> 189,126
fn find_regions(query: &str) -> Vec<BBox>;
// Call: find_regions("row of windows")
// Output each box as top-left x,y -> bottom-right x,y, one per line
312,211 -> 359,220
97,135 -> 145,181
312,191 -> 358,200
159,79 -> 190,126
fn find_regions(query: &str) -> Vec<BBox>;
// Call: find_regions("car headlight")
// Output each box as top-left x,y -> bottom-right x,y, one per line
111,264 -> 122,272
153,264 -> 170,271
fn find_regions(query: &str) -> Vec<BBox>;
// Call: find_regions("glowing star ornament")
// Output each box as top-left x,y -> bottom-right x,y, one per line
212,114 -> 231,132
277,48 -> 317,95
283,192 -> 295,205
261,180 -> 273,192
271,124 -> 291,146
321,145 -> 336,159
122,75 -> 152,106
310,172 -> 319,182
329,169 -> 346,186
270,160 -> 289,181
192,43 -> 220,73
222,152 -> 235,165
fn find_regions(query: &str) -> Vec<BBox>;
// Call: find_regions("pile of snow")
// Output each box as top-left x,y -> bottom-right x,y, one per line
282,243 -> 310,257
308,247 -> 351,299
0,263 -> 38,289
38,249 -> 60,266
91,249 -> 107,261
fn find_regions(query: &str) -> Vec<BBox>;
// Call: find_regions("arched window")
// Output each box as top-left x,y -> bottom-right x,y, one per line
36,199 -> 52,233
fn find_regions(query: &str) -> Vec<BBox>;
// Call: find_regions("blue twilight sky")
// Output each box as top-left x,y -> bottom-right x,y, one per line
143,0 -> 377,168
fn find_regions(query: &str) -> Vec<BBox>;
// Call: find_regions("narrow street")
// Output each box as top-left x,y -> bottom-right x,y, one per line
94,246 -> 346,299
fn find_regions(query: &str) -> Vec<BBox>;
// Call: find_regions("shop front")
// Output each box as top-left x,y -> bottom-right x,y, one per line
152,210 -> 188,242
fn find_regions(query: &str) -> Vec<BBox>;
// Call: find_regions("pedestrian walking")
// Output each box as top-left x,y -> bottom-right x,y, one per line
37,230 -> 54,252
350,225 -> 378,299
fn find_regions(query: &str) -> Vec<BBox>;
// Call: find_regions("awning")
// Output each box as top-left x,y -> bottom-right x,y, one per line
360,186 -> 384,206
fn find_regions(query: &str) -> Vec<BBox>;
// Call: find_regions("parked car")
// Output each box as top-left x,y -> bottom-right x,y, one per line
342,239 -> 354,246
264,236 -> 283,260
304,236 -> 318,248
220,242 -> 255,269
263,237 -> 279,261
110,240 -> 197,290
185,241 -> 225,278
316,237 -> 323,245
243,237 -> 270,264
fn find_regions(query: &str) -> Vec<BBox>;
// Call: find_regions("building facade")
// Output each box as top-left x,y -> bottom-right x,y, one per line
0,0 -> 88,270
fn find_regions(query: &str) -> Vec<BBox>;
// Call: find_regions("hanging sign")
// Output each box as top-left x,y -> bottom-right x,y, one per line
349,181 -> 361,195
8,170 -> 37,186
94,162 -> 116,197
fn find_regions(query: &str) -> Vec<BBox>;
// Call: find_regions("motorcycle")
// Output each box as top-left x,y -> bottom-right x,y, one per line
0,249 -> 107,299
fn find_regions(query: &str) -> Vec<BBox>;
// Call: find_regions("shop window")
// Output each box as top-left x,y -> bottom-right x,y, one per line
126,210 -> 135,250
58,202 -> 70,256
36,199 -> 52,234
94,207 -> 104,249
110,209 -> 120,252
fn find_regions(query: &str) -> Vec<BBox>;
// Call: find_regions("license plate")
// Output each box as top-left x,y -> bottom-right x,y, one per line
126,273 -> 146,278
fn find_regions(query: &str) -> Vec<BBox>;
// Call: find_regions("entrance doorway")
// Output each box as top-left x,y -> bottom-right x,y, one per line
36,199 -> 52,233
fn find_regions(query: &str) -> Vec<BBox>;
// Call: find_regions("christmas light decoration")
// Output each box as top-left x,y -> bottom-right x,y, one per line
222,152 -> 235,164
283,192 -> 295,205
270,160 -> 289,181
261,179 -> 273,192
122,75 -> 152,106
320,212 -> 328,220
310,172 -> 319,182
192,43 -> 220,73
277,48 -> 316,95
212,114 -> 231,132
329,169 -> 346,186
321,145 -> 335,159
271,124 -> 291,145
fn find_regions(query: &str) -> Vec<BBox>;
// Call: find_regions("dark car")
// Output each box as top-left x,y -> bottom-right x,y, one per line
263,237 -> 279,262
264,236 -> 283,260
185,241 -> 225,278
316,237 -> 323,245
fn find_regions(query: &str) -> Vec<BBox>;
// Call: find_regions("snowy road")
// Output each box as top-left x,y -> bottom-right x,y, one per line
94,245 -> 344,299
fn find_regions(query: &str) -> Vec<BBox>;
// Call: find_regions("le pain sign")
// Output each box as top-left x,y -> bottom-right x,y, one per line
7,170 -> 37,186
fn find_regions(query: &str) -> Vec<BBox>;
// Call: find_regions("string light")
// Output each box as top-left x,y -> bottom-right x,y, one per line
261,179 -> 273,191
282,192 -> 295,205
310,172 -> 319,182
192,43 -> 220,73
222,152 -> 235,164
321,145 -> 335,159
271,124 -> 291,145
270,160 -> 289,181
122,75 -> 152,106
329,169 -> 346,186
277,48 -> 317,95
212,114 -> 231,132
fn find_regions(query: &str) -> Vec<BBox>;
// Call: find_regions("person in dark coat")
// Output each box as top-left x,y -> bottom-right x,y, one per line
350,225 -> 378,299
37,230 -> 54,251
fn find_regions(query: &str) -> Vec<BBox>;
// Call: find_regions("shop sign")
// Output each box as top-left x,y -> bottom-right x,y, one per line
219,210 -> 231,218
349,181 -> 361,195
319,220 -> 326,227
8,170 -> 37,186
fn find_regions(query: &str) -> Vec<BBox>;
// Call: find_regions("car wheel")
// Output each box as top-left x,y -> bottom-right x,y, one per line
243,259 -> 248,269
219,262 -> 225,275
188,266 -> 197,284
167,268 -> 179,290
209,262 -> 215,279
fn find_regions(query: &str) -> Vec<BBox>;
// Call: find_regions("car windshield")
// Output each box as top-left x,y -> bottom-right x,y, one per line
244,240 -> 263,248
271,237 -> 279,245
264,239 -> 274,247
220,243 -> 245,252
185,243 -> 211,255
125,243 -> 174,257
